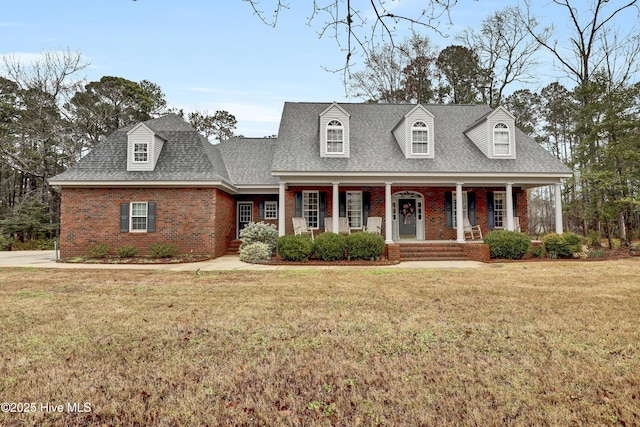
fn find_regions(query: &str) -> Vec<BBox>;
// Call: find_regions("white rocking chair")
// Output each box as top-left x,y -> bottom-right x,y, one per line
363,216 -> 382,234
463,217 -> 482,240
292,217 -> 314,241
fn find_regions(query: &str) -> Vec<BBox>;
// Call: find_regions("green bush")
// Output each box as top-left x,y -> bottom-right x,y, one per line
116,245 -> 139,258
239,221 -> 278,254
239,242 -> 272,262
530,244 -> 545,258
149,242 -> 178,258
314,232 -> 347,261
88,243 -> 110,259
276,235 -> 314,262
0,232 -> 9,251
346,232 -> 385,260
543,232 -> 583,259
484,230 -> 531,260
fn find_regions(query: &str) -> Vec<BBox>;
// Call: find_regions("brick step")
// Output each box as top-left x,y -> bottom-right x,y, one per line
399,243 -> 470,261
226,240 -> 242,255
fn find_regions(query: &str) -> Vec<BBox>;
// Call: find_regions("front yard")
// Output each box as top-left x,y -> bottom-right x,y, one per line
1,260 -> 639,426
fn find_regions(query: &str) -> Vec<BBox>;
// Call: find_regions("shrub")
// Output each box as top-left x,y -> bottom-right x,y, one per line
88,243 -> 110,259
149,242 -> 178,258
239,221 -> 278,254
530,244 -> 545,258
116,245 -> 139,258
314,232 -> 347,261
239,242 -> 272,262
0,232 -> 9,251
543,232 -> 583,259
276,235 -> 314,262
484,230 -> 531,260
346,232 -> 385,260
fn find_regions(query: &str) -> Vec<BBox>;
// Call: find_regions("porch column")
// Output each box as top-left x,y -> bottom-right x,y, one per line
456,183 -> 465,243
332,182 -> 340,233
385,182 -> 393,244
506,182 -> 514,231
555,183 -> 564,234
278,181 -> 286,236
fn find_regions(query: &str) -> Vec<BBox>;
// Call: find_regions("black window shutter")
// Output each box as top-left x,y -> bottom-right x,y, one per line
487,192 -> 495,229
120,203 -> 129,232
445,192 -> 452,228
363,191 -> 371,224
258,201 -> 265,219
512,191 -> 518,217
468,192 -> 477,226
319,192 -> 327,228
294,192 -> 302,217
339,192 -> 346,217
147,202 -> 156,232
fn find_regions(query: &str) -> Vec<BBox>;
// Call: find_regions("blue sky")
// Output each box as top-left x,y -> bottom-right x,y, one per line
1,1 -> 637,136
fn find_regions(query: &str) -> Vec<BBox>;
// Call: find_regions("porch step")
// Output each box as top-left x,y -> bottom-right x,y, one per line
399,242 -> 469,261
226,239 -> 242,255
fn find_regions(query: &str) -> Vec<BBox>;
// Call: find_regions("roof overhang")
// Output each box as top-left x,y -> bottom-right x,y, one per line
48,180 -> 239,194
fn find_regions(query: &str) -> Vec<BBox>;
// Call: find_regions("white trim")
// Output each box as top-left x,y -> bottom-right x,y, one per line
237,201 -> 254,239
130,201 -> 148,232
264,201 -> 278,219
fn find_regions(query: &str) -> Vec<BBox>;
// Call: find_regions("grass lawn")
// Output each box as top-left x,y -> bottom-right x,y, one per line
1,259 -> 639,426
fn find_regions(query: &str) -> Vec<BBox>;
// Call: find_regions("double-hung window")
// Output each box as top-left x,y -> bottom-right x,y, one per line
303,191 -> 319,228
493,123 -> 510,155
326,120 -> 344,154
130,202 -> 148,232
264,201 -> 278,219
411,121 -> 429,155
133,142 -> 148,162
452,191 -> 468,229
493,192 -> 506,228
346,191 -> 362,229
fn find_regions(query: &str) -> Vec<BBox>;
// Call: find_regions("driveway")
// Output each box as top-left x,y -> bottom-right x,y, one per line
0,250 -> 486,271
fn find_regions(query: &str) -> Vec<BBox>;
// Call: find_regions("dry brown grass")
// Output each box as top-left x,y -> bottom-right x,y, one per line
1,259 -> 639,426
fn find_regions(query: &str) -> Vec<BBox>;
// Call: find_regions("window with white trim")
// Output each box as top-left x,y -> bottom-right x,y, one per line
133,142 -> 148,162
130,202 -> 148,232
411,121 -> 429,155
452,191 -> 468,229
346,191 -> 362,228
264,201 -> 278,219
326,120 -> 344,153
493,192 -> 506,228
303,191 -> 319,228
493,122 -> 510,155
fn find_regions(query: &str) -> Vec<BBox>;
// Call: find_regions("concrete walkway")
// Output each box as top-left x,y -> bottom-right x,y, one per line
0,250 -> 486,271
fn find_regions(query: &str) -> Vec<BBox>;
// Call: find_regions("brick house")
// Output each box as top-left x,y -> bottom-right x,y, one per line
49,102 -> 572,261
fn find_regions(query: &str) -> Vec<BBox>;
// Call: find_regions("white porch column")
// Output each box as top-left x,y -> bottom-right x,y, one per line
555,183 -> 564,234
385,182 -> 393,244
278,182 -> 286,236
456,183 -> 465,243
506,183 -> 514,231
332,182 -> 340,233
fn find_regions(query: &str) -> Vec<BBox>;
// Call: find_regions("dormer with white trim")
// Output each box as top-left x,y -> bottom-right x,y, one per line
319,103 -> 350,158
464,106 -> 517,159
392,104 -> 435,159
126,122 -> 165,171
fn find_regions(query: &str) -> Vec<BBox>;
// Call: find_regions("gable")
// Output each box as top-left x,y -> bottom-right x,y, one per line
126,123 -> 165,171
319,103 -> 350,158
464,106 -> 517,159
392,104 -> 435,159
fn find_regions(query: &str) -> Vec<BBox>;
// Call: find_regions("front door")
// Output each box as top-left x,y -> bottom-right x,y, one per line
237,202 -> 253,238
398,198 -> 417,238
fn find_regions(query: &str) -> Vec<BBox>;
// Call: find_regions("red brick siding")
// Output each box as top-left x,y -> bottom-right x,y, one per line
60,187 -> 234,258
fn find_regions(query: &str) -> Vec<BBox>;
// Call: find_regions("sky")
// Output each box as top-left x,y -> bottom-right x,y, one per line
1,1 -> 638,137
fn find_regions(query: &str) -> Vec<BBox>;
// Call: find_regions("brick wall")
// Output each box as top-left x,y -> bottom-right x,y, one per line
60,187 -> 234,258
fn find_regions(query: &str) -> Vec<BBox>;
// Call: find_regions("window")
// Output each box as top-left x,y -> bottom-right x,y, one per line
134,143 -> 148,162
303,191 -> 319,228
493,122 -> 510,155
493,192 -> 506,228
326,120 -> 344,153
452,191 -> 468,229
346,191 -> 362,228
130,202 -> 148,232
264,201 -> 278,219
411,121 -> 429,154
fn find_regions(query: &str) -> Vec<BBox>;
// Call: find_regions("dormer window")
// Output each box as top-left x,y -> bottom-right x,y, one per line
411,121 -> 429,155
326,119 -> 344,153
493,122 -> 511,155
134,143 -> 148,162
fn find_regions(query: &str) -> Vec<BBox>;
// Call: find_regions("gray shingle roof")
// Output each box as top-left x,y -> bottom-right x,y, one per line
272,102 -> 572,175
218,137 -> 278,186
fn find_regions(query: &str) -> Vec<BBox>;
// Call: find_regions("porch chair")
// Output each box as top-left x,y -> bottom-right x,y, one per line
292,217 -> 314,241
514,217 -> 521,232
463,217 -> 482,240
325,217 -> 352,234
363,216 -> 382,234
